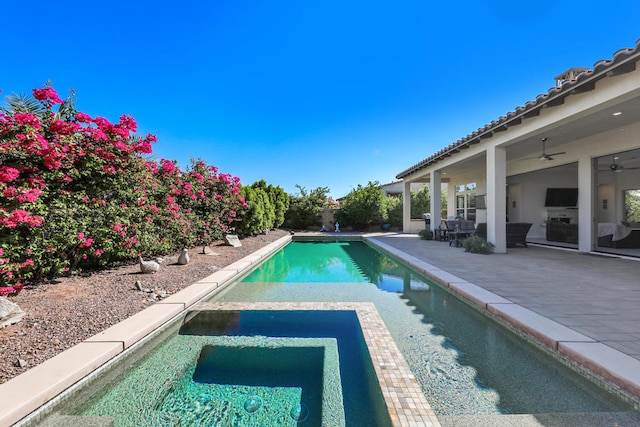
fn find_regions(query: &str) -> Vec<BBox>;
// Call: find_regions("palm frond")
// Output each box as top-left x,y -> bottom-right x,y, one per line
2,92 -> 47,116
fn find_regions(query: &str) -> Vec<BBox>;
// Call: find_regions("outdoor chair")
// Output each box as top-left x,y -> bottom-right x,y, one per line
506,222 -> 532,247
446,219 -> 476,247
475,222 -> 487,239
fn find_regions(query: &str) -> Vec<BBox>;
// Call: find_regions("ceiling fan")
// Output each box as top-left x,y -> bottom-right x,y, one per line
536,137 -> 566,161
521,137 -> 566,161
600,155 -> 640,173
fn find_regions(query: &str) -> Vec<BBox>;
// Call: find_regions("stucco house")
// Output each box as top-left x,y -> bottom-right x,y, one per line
397,39 -> 640,256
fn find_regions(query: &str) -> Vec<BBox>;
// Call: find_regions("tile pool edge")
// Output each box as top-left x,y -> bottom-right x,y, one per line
193,301 -> 441,427
367,236 -> 640,405
0,235 -> 292,427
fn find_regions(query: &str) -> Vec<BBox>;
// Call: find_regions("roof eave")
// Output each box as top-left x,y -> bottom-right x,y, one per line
396,39 -> 640,180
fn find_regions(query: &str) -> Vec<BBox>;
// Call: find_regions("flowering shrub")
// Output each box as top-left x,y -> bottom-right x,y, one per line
0,85 -> 249,296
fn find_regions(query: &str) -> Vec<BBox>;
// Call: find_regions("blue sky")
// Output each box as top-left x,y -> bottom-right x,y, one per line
2,1 -> 639,198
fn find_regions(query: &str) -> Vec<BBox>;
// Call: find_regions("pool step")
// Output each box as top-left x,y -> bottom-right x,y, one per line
39,414 -> 114,427
439,412 -> 640,427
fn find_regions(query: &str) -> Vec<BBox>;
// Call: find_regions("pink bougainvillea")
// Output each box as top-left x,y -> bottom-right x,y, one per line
0,84 -> 252,293
32,86 -> 63,105
0,166 -> 20,183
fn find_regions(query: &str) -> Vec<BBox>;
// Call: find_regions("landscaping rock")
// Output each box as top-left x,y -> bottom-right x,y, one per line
177,248 -> 190,265
202,246 -> 220,256
0,297 -> 25,329
139,256 -> 161,274
223,234 -> 242,247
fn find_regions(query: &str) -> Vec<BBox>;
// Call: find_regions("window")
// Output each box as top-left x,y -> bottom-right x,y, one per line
455,182 -> 476,220
624,189 -> 640,223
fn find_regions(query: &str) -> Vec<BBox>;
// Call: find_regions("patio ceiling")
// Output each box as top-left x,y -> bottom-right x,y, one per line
505,96 -> 640,162
404,87 -> 640,180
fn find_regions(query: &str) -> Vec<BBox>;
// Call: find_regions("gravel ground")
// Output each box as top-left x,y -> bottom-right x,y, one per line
0,229 -> 289,384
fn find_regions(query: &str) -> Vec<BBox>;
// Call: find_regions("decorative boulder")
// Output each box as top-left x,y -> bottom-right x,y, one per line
177,248 -> 190,265
223,234 -> 242,247
139,256 -> 161,274
0,297 -> 25,329
202,246 -> 219,256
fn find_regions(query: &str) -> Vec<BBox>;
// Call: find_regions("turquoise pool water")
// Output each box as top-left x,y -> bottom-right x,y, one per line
180,309 -> 392,426
161,345 -> 324,425
243,241 -> 369,283
215,241 -> 635,416
49,309 -> 389,426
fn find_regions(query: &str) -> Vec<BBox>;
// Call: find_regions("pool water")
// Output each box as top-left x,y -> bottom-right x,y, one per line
55,309 -> 389,427
215,241 -> 635,416
243,241 -> 369,283
180,310 -> 392,426
159,345 -> 324,425
57,332 -> 349,426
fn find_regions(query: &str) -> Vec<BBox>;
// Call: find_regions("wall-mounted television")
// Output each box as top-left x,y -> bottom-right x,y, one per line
544,188 -> 578,207
475,194 -> 486,209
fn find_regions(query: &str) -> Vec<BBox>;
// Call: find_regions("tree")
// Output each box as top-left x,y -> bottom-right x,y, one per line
251,179 -> 289,228
236,186 -> 269,236
411,185 -> 430,219
284,185 -> 330,230
385,195 -> 403,227
335,182 -> 387,231
625,189 -> 640,222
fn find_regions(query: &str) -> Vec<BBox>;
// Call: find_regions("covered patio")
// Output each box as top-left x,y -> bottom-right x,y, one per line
397,40 -> 640,257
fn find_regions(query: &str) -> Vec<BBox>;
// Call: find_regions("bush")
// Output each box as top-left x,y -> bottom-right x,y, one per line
385,196 -> 403,227
461,235 -> 494,254
284,185 -> 329,230
411,185 -> 430,219
236,181 -> 290,236
0,85 -> 255,295
335,182 -> 386,231
418,229 -> 433,240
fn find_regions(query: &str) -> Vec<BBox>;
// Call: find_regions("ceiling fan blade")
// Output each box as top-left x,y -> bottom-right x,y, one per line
519,155 -> 542,161
519,138 -> 565,161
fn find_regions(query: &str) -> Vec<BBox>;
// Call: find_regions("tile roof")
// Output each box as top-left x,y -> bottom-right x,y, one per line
396,39 -> 640,179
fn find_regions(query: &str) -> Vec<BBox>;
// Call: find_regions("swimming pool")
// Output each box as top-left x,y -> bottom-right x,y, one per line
213,240 -> 635,417
14,236 -> 637,426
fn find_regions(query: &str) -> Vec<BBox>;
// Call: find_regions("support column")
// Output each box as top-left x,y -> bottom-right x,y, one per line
402,180 -> 412,233
487,146 -> 507,253
578,156 -> 595,253
430,171 -> 441,233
